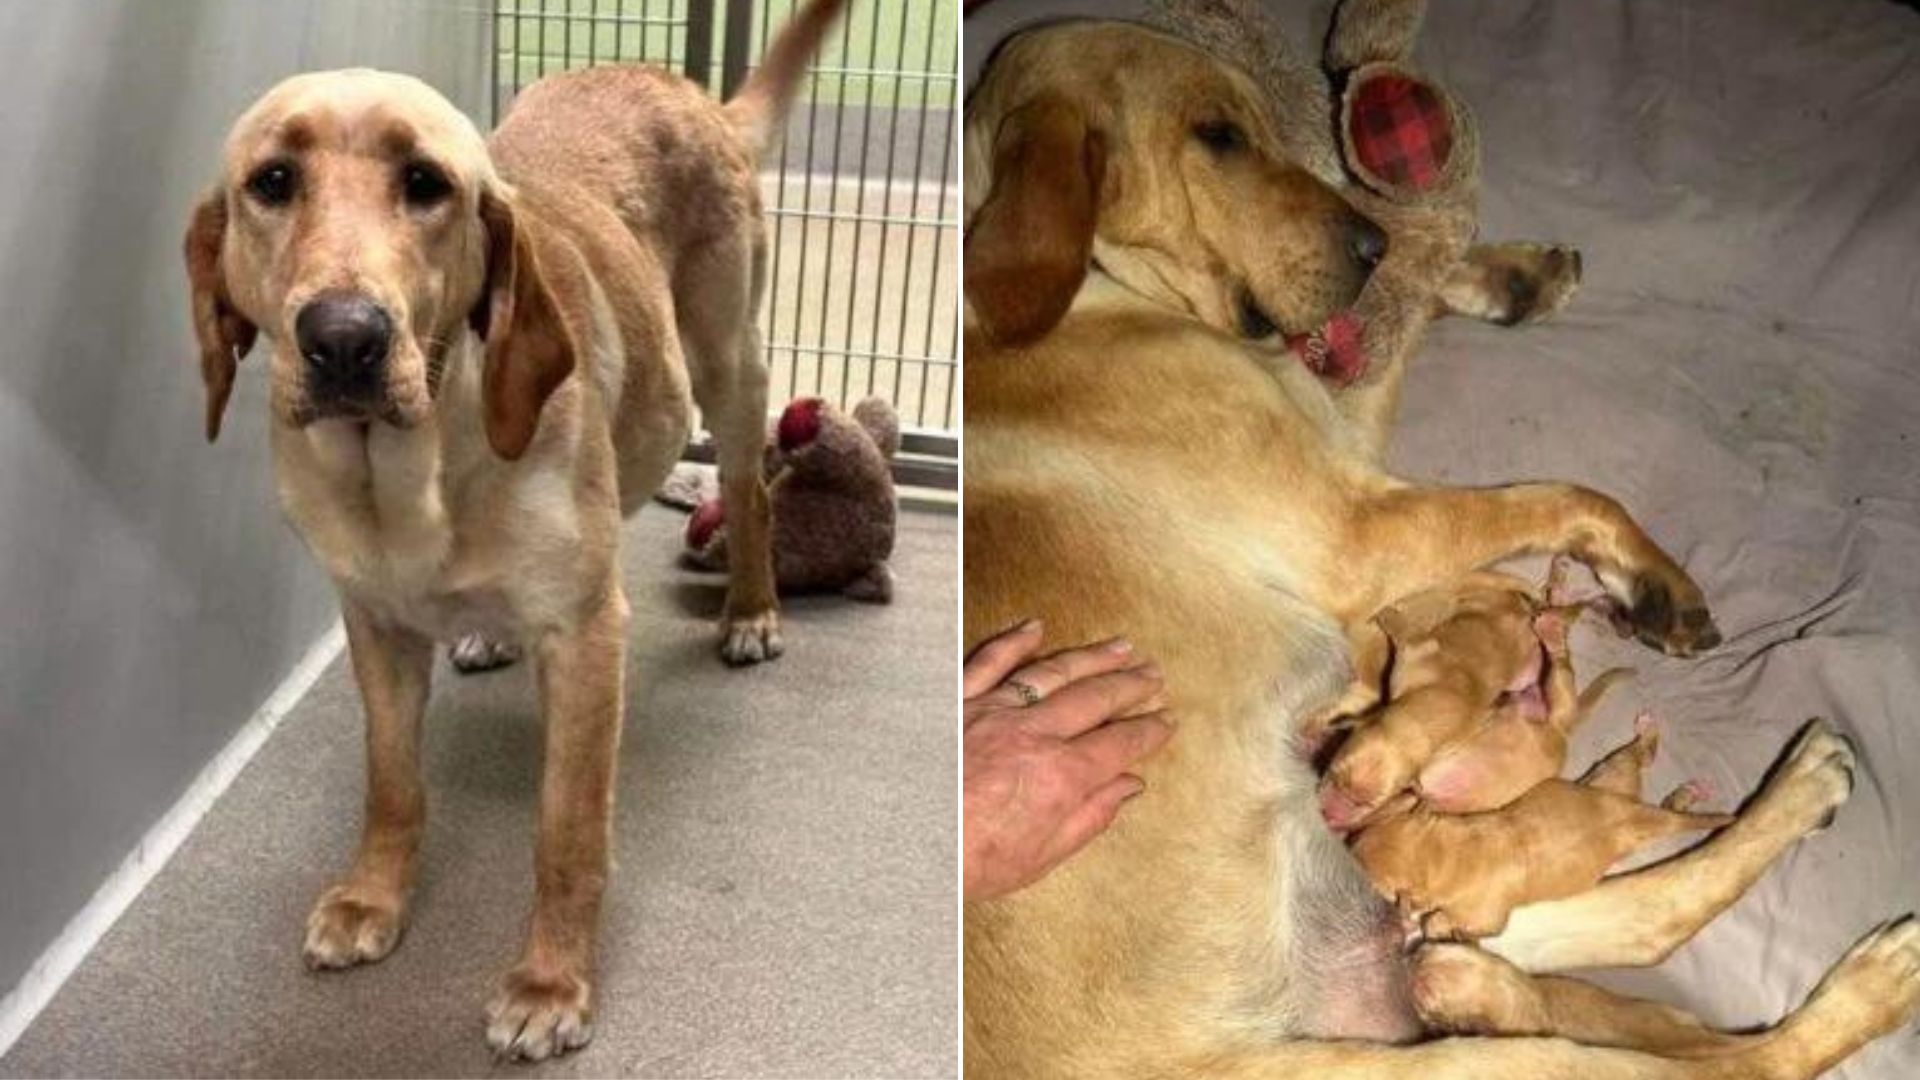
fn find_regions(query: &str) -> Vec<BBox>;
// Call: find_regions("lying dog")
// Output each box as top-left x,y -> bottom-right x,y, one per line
1352,723 -> 1733,940
962,11 -> 1918,1078
182,0 -> 845,1059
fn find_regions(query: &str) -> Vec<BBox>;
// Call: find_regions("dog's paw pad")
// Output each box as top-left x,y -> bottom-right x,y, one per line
303,886 -> 405,970
720,610 -> 784,666
486,968 -> 594,1062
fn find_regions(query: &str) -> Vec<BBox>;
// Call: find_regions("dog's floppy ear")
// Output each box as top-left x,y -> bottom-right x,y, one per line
472,187 -> 576,460
183,189 -> 257,442
965,96 -> 1106,347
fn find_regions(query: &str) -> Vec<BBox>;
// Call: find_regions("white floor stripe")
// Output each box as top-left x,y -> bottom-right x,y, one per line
0,622 -> 347,1058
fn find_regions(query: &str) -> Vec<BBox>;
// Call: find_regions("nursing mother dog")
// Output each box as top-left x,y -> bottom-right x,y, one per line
960,12 -> 1920,1080
180,0 -> 846,1061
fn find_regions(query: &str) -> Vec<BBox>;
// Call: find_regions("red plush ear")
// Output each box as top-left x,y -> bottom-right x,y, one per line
182,190 -> 258,442
473,189 -> 576,460
777,397 -> 826,451
1342,67 -> 1454,195
687,498 -> 726,549
965,96 -> 1106,346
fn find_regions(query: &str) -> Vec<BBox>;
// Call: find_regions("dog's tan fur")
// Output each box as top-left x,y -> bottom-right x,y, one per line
183,0 -> 846,1059
962,20 -> 1919,1079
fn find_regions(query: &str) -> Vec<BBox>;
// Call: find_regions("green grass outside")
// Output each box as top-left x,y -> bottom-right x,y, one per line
495,0 -> 958,110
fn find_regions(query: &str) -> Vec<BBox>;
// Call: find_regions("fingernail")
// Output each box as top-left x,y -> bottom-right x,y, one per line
1136,662 -> 1163,680
1122,776 -> 1146,799
1017,617 -> 1043,634
1106,637 -> 1134,654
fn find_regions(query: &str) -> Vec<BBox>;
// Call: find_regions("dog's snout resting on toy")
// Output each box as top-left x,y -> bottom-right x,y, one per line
182,0 -> 848,1060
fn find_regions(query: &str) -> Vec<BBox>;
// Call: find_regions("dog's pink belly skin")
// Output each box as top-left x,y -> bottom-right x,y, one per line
1307,913 -> 1423,1041
1292,848 -> 1425,1043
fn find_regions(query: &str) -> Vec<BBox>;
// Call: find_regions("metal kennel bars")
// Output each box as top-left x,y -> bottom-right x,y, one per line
492,1 -> 960,487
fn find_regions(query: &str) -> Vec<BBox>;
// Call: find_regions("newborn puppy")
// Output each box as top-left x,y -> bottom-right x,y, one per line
1319,572 -> 1542,828
1350,724 -> 1732,940
1414,606 -> 1632,813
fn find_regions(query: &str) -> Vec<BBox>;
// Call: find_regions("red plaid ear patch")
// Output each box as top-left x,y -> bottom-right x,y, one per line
1348,74 -> 1453,191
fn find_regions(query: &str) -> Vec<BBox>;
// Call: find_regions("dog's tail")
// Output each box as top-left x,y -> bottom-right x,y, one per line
723,0 -> 852,161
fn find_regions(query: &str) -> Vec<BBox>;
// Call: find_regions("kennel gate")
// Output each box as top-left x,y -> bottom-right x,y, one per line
493,0 -> 960,489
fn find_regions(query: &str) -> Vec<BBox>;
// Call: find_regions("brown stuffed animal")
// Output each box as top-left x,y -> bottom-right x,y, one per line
1144,0 -> 1585,458
684,396 -> 899,602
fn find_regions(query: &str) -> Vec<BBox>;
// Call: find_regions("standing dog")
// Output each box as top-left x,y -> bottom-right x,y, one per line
182,0 -> 846,1059
963,19 -> 1919,1078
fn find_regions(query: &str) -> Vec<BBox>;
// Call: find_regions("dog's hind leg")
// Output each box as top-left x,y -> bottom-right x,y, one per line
1413,942 -> 1760,1057
1437,242 -> 1584,327
1191,913 -> 1918,1077
1486,719 -> 1857,973
1338,481 -> 1721,657
1429,917 -> 1920,1076
677,235 -> 783,665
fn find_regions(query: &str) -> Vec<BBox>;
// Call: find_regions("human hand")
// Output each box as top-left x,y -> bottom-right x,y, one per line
963,620 -> 1173,900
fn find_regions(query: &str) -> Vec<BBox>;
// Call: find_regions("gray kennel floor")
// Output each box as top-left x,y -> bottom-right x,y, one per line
0,507 -> 957,1079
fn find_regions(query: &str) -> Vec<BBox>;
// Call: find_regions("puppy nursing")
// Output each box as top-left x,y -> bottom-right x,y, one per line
1353,725 -> 1734,940
1322,561 -> 1731,940
1318,561 -> 1623,826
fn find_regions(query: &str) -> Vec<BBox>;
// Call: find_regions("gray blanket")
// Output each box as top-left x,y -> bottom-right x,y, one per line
966,2 -> 1920,1075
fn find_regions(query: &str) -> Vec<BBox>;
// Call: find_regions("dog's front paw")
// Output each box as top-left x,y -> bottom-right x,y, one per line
1622,573 -> 1722,657
1747,718 -> 1857,837
486,965 -> 594,1062
1496,244 -> 1582,327
303,884 -> 406,970
720,609 -> 784,665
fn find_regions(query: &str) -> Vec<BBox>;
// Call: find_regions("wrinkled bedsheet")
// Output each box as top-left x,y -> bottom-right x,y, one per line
966,1 -> 1920,1075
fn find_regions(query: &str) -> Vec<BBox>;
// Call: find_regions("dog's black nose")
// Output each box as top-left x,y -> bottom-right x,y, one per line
295,292 -> 392,385
1348,214 -> 1388,271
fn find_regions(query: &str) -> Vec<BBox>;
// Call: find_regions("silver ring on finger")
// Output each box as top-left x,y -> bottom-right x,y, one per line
1007,678 -> 1043,707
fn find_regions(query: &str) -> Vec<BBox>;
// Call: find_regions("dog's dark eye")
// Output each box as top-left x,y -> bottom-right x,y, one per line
1193,120 -> 1246,155
402,162 -> 453,207
245,161 -> 298,206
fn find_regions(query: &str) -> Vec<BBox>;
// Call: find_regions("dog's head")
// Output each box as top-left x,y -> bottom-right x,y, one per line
964,23 -> 1383,347
183,69 -> 572,458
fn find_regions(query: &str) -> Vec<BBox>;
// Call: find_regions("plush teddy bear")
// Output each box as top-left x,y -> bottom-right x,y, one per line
679,395 -> 900,603
1145,0 -> 1584,455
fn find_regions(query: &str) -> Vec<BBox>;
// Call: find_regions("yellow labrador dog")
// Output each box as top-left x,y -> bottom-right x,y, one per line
962,20 -> 1919,1079
182,0 -> 846,1059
